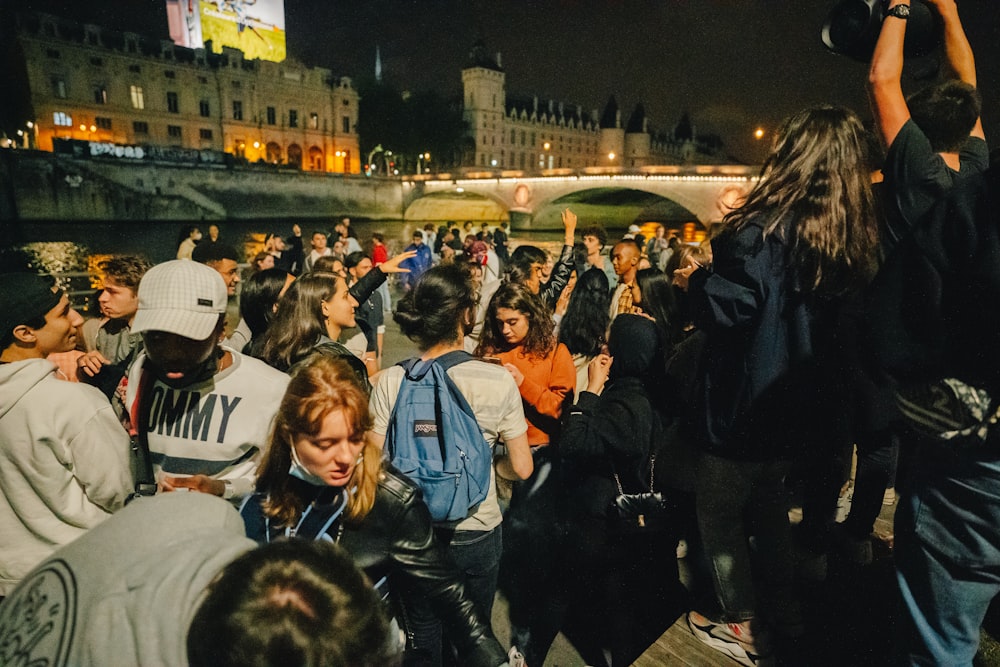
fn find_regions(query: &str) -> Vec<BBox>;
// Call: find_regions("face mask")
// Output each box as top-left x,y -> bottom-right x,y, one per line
147,350 -> 219,389
289,445 -> 328,486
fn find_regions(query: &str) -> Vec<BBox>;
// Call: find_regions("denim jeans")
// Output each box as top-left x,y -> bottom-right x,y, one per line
696,452 -> 798,626
401,525 -> 502,667
894,439 -> 1000,666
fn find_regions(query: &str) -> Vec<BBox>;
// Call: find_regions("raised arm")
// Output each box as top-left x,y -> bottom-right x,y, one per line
928,0 -> 984,139
868,2 -> 911,148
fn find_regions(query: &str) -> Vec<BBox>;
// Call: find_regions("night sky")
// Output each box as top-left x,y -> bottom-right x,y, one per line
19,0 -> 1000,162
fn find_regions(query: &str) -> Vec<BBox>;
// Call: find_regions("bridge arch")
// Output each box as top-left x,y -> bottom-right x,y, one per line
402,187 -> 512,223
528,186 -> 701,230
409,168 -> 756,229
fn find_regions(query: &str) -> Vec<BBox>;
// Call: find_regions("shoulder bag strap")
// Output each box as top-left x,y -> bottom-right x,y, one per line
127,369 -> 158,500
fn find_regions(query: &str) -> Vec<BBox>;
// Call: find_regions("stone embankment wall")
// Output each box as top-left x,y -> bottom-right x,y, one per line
0,150 -> 405,221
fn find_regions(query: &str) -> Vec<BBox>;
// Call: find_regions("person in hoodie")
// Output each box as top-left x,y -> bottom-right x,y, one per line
528,314 -> 686,667
0,273 -> 132,597
0,492 -> 394,666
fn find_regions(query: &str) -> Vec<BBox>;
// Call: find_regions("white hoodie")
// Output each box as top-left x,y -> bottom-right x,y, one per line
0,358 -> 133,595
0,492 -> 254,665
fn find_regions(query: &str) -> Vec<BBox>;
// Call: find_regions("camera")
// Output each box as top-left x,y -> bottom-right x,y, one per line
822,0 -> 942,62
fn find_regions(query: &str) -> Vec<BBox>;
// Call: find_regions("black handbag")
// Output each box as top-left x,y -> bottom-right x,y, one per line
610,454 -> 671,532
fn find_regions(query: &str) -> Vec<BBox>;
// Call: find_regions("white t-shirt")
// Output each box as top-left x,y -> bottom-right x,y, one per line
125,347 -> 289,499
370,359 -> 527,531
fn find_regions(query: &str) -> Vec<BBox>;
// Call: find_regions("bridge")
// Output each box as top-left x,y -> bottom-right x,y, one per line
1,150 -> 758,229
402,165 -> 758,229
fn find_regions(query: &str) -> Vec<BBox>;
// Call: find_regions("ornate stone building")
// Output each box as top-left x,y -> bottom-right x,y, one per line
5,12 -> 361,173
461,41 -> 727,172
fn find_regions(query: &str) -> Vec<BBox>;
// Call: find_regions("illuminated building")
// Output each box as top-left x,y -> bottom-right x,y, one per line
4,11 -> 360,173
461,40 -> 727,171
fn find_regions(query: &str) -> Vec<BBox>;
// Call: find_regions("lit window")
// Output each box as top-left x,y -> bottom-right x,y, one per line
53,112 -> 73,127
310,112 -> 319,129
130,85 -> 144,109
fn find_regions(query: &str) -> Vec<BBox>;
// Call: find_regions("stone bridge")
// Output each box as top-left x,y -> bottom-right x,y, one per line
402,166 -> 758,229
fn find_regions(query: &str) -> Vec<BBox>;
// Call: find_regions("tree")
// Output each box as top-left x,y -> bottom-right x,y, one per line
357,80 -> 467,172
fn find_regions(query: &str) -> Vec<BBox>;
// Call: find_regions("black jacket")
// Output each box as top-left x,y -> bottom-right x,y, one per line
539,244 -> 575,310
687,217 -> 854,460
241,468 -> 507,667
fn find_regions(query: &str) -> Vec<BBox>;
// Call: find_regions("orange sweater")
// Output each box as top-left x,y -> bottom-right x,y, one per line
498,343 -> 576,446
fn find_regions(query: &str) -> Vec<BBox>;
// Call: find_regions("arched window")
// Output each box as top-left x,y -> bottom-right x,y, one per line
287,144 -> 303,168
309,146 -> 323,171
265,142 -> 282,163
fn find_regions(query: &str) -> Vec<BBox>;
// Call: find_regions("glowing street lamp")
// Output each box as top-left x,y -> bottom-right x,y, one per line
754,128 -> 765,140
608,152 -> 616,161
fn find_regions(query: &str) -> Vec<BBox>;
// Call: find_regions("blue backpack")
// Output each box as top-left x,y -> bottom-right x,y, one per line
385,351 -> 492,522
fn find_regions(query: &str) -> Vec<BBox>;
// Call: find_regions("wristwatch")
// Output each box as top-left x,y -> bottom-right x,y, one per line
885,3 -> 910,19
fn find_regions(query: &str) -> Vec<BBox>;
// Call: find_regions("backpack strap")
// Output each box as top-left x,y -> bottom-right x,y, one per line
434,349 -> 476,372
397,350 -> 476,381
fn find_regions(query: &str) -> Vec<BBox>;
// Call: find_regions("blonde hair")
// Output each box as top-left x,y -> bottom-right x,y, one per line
256,354 -> 380,526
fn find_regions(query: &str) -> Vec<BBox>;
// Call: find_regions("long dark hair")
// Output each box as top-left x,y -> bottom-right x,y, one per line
259,272 -> 338,372
727,105 -> 879,296
476,282 -> 555,358
241,269 -> 291,350
558,268 -> 610,357
634,268 -> 678,358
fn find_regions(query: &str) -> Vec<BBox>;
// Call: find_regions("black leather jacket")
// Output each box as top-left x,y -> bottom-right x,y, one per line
539,243 -> 575,310
241,467 -> 507,667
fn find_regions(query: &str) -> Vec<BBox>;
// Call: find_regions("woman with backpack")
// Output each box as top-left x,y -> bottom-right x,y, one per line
240,354 -> 511,667
369,263 -> 533,666
673,106 -> 879,665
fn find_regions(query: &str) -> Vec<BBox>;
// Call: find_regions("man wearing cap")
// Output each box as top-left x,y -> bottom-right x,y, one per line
0,273 -> 133,596
124,260 -> 288,502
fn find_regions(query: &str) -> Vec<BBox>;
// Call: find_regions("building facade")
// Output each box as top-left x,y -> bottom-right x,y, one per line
7,12 -> 361,173
461,42 -> 727,172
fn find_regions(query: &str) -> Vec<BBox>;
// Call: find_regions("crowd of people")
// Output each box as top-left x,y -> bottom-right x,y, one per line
1,2 -> 997,665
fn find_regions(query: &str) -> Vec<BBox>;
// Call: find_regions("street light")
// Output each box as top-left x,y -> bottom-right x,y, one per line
754,128 -> 765,140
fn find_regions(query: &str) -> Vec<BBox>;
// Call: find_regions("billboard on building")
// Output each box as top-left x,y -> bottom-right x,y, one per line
166,0 -> 286,62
